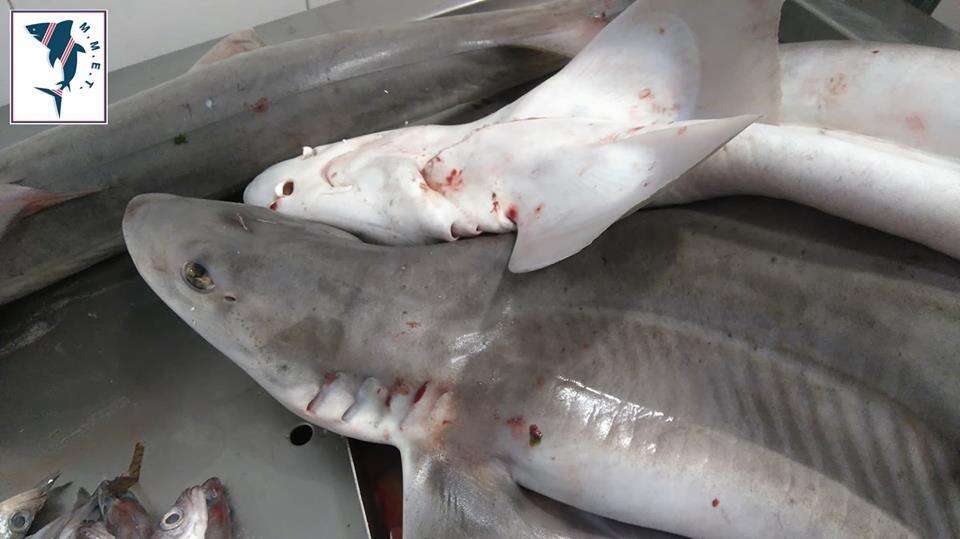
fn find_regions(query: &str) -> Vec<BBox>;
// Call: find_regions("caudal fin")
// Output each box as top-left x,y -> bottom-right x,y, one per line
34,87 -> 63,116
0,184 -> 100,239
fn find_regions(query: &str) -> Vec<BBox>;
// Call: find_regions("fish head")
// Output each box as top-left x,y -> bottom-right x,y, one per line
123,194 -> 377,414
154,485 -> 207,539
201,478 -> 232,533
0,472 -> 59,537
25,23 -> 48,42
243,135 -> 464,245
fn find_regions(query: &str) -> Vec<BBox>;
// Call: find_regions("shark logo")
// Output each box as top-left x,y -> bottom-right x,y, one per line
9,10 -> 107,124
25,21 -> 86,115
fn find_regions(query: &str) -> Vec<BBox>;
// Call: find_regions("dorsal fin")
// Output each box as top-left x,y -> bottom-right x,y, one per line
493,0 -> 783,124
0,184 -> 100,239
189,29 -> 265,72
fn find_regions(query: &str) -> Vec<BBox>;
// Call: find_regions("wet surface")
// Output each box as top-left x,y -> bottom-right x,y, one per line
0,255 -> 367,538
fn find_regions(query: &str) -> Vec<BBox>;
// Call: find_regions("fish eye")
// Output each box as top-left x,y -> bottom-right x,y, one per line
181,261 -> 215,292
9,511 -> 29,532
161,508 -> 183,529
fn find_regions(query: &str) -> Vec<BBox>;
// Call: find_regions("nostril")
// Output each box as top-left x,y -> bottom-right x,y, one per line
182,261 -> 215,292
224,295 -> 236,302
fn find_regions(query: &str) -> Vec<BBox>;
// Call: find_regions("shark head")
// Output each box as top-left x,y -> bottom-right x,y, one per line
25,23 -> 48,42
122,193 -> 373,416
122,194 -> 504,426
243,131 -> 471,245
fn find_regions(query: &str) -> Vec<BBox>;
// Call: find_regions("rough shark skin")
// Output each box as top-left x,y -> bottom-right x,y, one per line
0,0 -> 620,305
124,194 -> 960,537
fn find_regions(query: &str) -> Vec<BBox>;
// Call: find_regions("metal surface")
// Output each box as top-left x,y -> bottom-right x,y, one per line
0,254 -> 369,538
783,0 -> 960,47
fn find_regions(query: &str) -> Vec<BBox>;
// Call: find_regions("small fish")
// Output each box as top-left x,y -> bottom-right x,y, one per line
199,478 -> 231,539
152,485 -> 208,539
27,487 -> 99,539
99,444 -> 153,539
25,21 -> 87,115
0,472 -> 59,539
245,0 -> 764,271
74,522 -> 114,539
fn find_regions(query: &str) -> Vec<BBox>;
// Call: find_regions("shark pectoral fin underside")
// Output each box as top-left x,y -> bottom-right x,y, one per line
507,114 -> 757,273
400,448 -> 648,538
48,49 -> 58,67
493,0 -> 783,124
0,184 -> 101,239
189,28 -> 266,72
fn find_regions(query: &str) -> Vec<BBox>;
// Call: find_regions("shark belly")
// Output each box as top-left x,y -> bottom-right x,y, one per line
475,311 -> 958,537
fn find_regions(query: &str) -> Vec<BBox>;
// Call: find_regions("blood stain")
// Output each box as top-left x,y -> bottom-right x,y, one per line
414,382 -> 428,403
638,88 -> 653,100
249,97 -> 269,113
529,424 -> 543,446
506,205 -> 518,222
712,498 -> 719,508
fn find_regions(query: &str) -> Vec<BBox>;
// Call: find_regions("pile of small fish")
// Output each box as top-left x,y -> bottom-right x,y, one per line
0,445 -> 233,539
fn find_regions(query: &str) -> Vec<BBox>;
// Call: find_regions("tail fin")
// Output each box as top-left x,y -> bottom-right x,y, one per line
35,87 -> 63,116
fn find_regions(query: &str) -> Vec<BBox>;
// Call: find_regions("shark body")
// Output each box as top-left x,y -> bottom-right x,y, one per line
0,0 -> 623,304
124,193 -> 960,537
246,0 -> 960,274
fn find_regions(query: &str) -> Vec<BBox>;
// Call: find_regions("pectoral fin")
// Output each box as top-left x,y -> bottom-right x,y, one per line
493,0 -> 783,124
507,115 -> 757,272
400,448 -> 654,537
190,29 -> 266,72
0,184 -> 100,239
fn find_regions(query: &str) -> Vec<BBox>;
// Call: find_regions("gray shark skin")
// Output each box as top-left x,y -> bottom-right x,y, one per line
124,193 -> 960,538
0,0 -> 620,306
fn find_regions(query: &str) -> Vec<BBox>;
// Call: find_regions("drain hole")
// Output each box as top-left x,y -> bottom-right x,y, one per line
289,424 -> 314,446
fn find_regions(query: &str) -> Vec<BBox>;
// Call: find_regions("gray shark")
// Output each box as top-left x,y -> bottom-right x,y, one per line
123,193 -> 960,537
0,0 -> 624,305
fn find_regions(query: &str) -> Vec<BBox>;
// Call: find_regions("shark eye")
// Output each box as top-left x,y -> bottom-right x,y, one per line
276,180 -> 294,197
9,511 -> 29,532
161,508 -> 184,530
182,261 -> 215,292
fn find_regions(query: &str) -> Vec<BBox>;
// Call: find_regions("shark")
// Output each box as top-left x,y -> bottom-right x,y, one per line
0,0 -> 627,305
244,0 -> 773,272
245,0 -> 960,273
122,192 -> 960,537
25,21 -> 87,116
